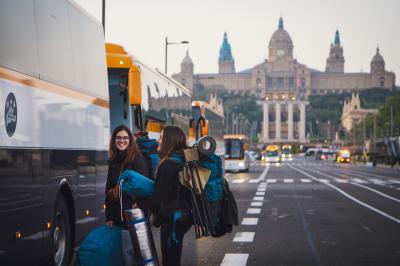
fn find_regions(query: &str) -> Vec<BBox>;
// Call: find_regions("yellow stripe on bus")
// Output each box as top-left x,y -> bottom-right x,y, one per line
0,67 -> 109,108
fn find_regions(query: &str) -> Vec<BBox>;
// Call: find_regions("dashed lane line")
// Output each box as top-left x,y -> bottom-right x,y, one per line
253,196 -> 264,201
233,232 -> 255,242
247,208 -> 261,214
220,254 -> 249,266
241,217 -> 259,225
250,201 -> 263,207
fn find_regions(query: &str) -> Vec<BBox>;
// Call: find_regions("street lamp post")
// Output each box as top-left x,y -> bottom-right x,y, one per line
165,37 -> 189,74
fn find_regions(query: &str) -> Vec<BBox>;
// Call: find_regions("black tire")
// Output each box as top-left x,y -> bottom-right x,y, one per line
51,195 -> 72,266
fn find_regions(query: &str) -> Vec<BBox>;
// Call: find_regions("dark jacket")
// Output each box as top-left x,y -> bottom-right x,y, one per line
105,151 -> 149,229
147,157 -> 192,223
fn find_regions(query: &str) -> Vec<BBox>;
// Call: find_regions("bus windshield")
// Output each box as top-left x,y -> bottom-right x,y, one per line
225,139 -> 243,159
268,150 -> 279,157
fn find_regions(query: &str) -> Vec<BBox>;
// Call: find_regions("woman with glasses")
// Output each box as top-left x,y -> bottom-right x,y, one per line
105,125 -> 149,263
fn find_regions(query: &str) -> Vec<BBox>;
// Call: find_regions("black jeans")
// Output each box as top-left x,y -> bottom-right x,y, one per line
160,220 -> 192,266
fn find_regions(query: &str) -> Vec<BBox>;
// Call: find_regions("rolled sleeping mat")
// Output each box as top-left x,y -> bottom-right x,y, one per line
196,136 -> 216,156
124,208 -> 159,266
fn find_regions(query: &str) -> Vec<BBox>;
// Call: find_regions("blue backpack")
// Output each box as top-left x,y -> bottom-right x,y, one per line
77,226 -> 123,266
135,133 -> 160,179
183,152 -> 238,238
198,153 -> 224,202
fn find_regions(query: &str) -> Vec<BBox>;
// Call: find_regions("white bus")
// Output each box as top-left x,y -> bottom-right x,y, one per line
224,134 -> 251,172
0,1 -> 193,265
1,1 -> 109,265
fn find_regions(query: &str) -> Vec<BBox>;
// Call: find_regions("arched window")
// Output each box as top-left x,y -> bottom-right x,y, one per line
277,78 -> 284,89
301,78 -> 305,88
379,76 -> 385,87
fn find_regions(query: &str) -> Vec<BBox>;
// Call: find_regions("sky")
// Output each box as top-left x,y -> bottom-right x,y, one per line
75,0 -> 399,82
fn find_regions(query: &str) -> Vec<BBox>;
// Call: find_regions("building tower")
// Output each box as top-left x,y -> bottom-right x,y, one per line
172,50 -> 194,91
325,30 -> 345,73
268,17 -> 293,61
218,32 -> 235,74
370,47 -> 385,74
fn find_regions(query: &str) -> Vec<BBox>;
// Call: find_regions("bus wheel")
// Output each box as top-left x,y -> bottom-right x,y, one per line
52,195 -> 72,266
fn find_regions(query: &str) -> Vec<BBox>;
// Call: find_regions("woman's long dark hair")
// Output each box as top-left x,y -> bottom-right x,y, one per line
158,125 -> 187,164
109,125 -> 140,170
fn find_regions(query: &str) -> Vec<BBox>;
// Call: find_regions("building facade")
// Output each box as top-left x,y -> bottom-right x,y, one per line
172,17 -> 396,143
341,92 -> 378,132
173,17 -> 396,97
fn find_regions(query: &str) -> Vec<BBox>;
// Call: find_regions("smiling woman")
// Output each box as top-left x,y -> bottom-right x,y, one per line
105,125 -> 149,263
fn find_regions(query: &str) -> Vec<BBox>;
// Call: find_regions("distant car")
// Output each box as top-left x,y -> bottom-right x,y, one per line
246,151 -> 258,162
305,148 -> 317,157
315,150 -> 323,160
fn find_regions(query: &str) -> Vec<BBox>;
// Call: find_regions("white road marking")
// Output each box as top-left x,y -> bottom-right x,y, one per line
388,179 -> 400,184
317,179 -> 330,183
250,201 -> 263,207
247,208 -> 261,214
284,179 -> 294,183
335,178 -> 348,183
233,232 -> 255,242
241,217 -> 259,225
253,196 -> 264,201
266,179 -> 277,183
257,187 -> 267,191
255,191 -> 265,196
220,254 -> 249,266
350,182 -> 400,203
300,179 -> 312,183
351,178 -> 369,184
289,164 -> 400,225
250,164 -> 270,183
369,178 -> 387,185
232,179 -> 245,183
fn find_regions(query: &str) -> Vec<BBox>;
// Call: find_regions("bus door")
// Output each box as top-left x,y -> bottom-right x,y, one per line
108,68 -> 131,131
0,150 -> 43,265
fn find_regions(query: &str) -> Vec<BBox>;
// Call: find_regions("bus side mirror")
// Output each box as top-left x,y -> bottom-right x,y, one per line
128,65 -> 141,105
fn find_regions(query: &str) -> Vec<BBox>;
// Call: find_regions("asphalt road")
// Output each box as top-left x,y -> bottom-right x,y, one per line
152,157 -> 400,266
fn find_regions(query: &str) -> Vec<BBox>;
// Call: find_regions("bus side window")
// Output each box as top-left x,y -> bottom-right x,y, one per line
119,78 -> 128,119
132,105 -> 143,132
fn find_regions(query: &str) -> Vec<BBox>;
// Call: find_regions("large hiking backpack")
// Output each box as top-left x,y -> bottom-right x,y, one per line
135,132 -> 160,179
186,153 -> 238,238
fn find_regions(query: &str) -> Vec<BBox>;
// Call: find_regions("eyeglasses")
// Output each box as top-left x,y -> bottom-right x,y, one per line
116,136 -> 130,141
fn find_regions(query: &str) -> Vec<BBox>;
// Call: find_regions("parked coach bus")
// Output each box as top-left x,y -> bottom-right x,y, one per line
106,43 -> 192,138
0,1 -> 193,266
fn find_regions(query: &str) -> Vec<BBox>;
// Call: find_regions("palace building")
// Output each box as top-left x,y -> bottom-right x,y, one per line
172,17 -> 396,143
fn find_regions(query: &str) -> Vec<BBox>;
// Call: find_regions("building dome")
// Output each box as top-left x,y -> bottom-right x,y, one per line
370,47 -> 385,73
371,47 -> 385,63
181,50 -> 193,73
268,17 -> 294,60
